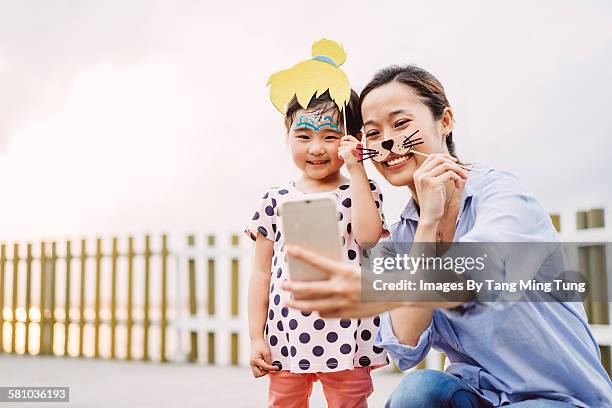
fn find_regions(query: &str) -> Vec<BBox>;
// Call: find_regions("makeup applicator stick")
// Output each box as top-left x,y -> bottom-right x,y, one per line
410,150 -> 476,172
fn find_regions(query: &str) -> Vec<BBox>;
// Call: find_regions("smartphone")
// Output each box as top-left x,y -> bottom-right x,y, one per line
280,195 -> 344,283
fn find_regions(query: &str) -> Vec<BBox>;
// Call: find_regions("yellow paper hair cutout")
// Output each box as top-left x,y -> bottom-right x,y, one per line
267,39 -> 351,115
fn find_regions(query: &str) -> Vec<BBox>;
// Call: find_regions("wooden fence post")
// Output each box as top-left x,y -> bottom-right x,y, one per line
40,242 -> 53,355
207,234 -> 216,365
187,235 -> 198,362
143,235 -> 151,361
11,243 -> 19,354
78,239 -> 86,357
25,244 -> 32,354
49,242 -> 57,354
160,234 -> 168,362
230,234 -> 239,366
94,238 -> 102,358
110,237 -> 118,359
64,240 -> 72,356
0,243 -> 5,353
126,237 -> 134,360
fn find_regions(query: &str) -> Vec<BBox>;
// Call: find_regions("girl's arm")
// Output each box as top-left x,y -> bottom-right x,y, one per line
248,234 -> 277,376
248,234 -> 273,341
348,164 -> 383,248
339,135 -> 383,249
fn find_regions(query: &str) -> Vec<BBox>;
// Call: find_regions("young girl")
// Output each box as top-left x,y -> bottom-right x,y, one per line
245,39 -> 388,407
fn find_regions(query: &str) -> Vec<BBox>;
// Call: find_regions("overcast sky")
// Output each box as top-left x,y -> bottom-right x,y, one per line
1,0 -> 611,243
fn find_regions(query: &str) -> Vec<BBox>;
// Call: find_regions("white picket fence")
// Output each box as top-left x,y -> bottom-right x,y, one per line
2,214 -> 609,371
172,234 -> 249,366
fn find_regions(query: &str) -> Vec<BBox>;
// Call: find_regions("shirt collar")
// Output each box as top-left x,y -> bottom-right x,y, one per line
400,162 -> 493,222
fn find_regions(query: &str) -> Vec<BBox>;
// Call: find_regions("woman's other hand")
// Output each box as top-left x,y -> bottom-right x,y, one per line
413,153 -> 468,224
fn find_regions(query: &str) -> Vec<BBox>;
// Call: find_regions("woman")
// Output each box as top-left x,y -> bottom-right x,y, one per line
281,65 -> 612,407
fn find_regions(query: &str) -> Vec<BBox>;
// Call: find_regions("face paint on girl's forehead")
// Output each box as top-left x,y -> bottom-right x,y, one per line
292,114 -> 341,132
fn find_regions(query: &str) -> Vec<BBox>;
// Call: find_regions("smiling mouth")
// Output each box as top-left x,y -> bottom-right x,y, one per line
307,160 -> 330,166
383,152 -> 413,167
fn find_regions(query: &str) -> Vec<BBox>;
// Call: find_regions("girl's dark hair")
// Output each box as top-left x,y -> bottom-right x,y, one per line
285,89 -> 362,137
359,65 -> 457,157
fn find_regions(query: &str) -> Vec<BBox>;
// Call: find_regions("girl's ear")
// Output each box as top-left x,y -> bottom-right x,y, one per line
284,116 -> 293,133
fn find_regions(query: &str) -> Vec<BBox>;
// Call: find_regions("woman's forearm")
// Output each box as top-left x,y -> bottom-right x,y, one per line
387,221 -> 452,346
349,165 -> 382,248
389,306 -> 434,346
414,220 -> 438,242
391,218 -> 436,346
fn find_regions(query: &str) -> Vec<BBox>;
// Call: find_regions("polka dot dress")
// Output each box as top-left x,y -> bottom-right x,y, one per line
245,180 -> 389,373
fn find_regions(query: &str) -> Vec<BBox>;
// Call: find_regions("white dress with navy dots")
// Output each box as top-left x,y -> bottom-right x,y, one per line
245,180 -> 389,373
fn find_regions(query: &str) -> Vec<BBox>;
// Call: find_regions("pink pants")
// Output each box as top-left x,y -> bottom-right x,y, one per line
268,367 -> 373,408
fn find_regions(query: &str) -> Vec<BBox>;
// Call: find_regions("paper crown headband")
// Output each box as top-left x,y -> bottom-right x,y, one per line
266,39 -> 352,115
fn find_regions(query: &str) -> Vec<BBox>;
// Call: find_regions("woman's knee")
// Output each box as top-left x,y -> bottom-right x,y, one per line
386,369 -> 483,408
386,369 -> 454,408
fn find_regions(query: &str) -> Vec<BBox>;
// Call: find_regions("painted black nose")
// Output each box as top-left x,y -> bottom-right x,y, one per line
381,139 -> 394,151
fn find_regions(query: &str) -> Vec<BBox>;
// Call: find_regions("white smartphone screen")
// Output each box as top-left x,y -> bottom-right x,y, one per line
280,196 -> 344,283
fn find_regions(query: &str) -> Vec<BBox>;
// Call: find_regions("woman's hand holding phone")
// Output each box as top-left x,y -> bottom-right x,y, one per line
281,244 -> 400,318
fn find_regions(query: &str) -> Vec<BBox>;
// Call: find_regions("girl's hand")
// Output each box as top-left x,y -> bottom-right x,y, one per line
338,135 -> 363,171
413,153 -> 468,224
249,337 -> 278,378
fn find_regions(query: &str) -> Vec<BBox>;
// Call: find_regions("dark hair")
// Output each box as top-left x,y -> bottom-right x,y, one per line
285,89 -> 362,137
359,65 -> 457,157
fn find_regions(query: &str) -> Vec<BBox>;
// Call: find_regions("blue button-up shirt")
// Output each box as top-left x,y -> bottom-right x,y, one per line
375,163 -> 612,407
